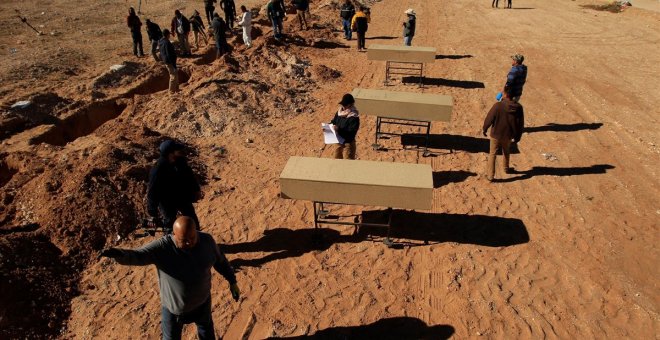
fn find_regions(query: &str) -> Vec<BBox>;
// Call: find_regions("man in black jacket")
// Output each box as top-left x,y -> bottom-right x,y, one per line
159,30 -> 179,93
146,19 -> 163,61
171,10 -> 192,56
339,0 -> 355,40
402,8 -> 415,46
148,140 -> 203,232
211,13 -> 230,59
482,86 -> 524,181
127,7 -> 144,57
330,94 -> 360,159
220,0 -> 237,30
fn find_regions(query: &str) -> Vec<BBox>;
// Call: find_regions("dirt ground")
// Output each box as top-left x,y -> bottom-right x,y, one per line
0,0 -> 658,338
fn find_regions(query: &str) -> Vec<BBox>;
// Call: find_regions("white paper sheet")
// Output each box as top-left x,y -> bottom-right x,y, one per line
322,123 -> 345,144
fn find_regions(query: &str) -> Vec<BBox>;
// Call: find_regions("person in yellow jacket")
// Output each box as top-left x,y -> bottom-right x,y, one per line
351,7 -> 370,51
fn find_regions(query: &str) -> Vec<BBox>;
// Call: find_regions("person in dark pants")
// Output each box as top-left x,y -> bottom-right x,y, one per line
204,0 -> 217,25
267,0 -> 285,39
292,0 -> 309,30
329,94 -> 360,159
145,19 -> 163,61
147,140 -> 202,232
339,0 -> 355,40
482,86 -> 524,181
127,7 -> 144,57
351,6 -> 369,51
507,0 -> 512,9
220,0 -> 237,30
402,8 -> 416,46
211,13 -> 230,59
100,216 -> 241,340
504,54 -> 528,102
492,0 -> 499,8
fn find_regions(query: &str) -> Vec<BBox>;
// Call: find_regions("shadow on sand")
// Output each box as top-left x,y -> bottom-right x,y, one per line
269,317 -> 454,339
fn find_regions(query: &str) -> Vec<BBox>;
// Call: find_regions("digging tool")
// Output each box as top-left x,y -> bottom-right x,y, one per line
15,9 -> 43,36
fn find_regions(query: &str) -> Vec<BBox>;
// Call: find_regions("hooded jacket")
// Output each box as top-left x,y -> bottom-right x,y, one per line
482,99 -> 525,142
351,10 -> 369,33
147,156 -> 200,218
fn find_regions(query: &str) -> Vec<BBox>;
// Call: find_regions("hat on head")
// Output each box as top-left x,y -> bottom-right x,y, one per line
339,93 -> 355,106
405,8 -> 416,15
511,54 -> 524,63
159,140 -> 183,156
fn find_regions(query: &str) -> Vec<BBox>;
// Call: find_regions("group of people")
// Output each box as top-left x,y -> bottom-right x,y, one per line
326,54 -> 528,181
107,4 -> 529,339
492,0 -> 514,9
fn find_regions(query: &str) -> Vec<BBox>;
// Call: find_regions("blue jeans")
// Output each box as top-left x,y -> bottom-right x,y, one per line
161,297 -> 215,340
404,35 -> 413,46
271,17 -> 283,38
342,19 -> 352,39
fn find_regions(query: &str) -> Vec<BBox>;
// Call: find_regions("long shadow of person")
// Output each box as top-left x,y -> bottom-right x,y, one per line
223,228 -> 361,269
269,317 -> 454,339
497,164 -> 615,182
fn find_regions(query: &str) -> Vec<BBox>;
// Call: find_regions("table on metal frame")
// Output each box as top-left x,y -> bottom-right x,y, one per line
385,61 -> 424,87
313,201 -> 396,247
372,116 -> 433,157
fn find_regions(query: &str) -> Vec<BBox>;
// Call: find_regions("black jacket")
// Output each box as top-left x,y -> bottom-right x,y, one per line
220,0 -> 236,15
292,0 -> 309,11
171,15 -> 191,35
190,14 -> 205,32
146,21 -> 163,41
403,15 -> 415,37
159,38 -> 177,65
331,114 -> 360,143
340,3 -> 355,20
211,17 -> 227,40
147,157 -> 201,217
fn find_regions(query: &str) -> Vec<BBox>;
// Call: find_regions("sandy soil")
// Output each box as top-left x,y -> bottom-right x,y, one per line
1,0 -> 658,338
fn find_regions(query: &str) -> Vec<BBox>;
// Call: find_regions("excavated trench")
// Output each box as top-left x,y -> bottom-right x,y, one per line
0,160 -> 17,188
30,100 -> 128,146
125,67 -> 191,96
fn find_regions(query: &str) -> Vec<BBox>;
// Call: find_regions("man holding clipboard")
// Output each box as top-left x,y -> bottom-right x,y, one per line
323,94 -> 360,159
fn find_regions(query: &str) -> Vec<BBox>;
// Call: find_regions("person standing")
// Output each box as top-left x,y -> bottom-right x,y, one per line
351,6 -> 369,51
145,19 -> 163,61
204,0 -> 217,25
127,7 -> 144,57
171,10 -> 192,56
507,0 -> 512,9
339,0 -> 355,40
190,10 -> 209,50
482,86 -> 524,181
505,54 -> 527,102
292,0 -> 309,30
220,0 -> 237,30
211,13 -> 230,59
238,6 -> 252,47
329,94 -> 360,160
402,8 -> 416,46
159,30 -> 179,93
492,0 -> 499,8
147,140 -> 203,230
99,216 -> 241,340
267,0 -> 285,40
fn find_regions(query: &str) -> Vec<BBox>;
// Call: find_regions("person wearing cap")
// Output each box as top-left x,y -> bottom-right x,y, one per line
127,7 -> 145,57
171,10 -> 192,56
99,216 -> 241,340
146,19 -> 163,62
351,6 -> 370,51
329,94 -> 360,159
211,13 -> 230,59
482,86 -> 525,181
238,5 -> 253,48
402,9 -> 416,46
147,140 -> 203,233
190,10 -> 208,50
159,30 -> 179,93
504,54 -> 527,102
339,0 -> 355,40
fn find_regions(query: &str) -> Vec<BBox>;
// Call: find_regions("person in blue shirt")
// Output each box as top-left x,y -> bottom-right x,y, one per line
505,54 -> 527,102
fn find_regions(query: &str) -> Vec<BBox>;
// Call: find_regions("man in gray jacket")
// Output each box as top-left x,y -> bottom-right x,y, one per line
100,216 -> 240,340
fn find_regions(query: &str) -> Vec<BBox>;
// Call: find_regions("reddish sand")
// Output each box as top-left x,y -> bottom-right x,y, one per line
0,0 -> 658,338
